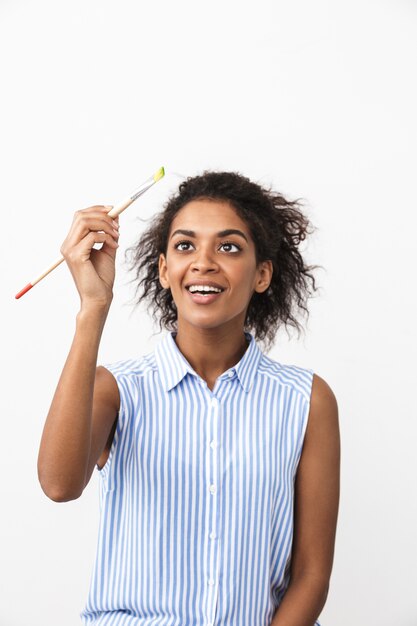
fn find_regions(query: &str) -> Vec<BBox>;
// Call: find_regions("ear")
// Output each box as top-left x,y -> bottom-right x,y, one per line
158,253 -> 170,289
254,260 -> 273,294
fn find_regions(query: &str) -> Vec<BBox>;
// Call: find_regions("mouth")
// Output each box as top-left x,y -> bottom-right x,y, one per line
185,284 -> 225,305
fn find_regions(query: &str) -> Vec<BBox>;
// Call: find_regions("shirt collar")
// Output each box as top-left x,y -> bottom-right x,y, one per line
154,330 -> 262,393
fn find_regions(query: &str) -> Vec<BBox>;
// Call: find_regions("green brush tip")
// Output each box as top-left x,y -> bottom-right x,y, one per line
153,166 -> 165,182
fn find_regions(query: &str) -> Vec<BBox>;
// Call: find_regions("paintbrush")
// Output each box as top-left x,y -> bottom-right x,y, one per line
15,166 -> 165,299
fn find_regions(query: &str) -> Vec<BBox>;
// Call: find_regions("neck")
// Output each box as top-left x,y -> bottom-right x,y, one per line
174,323 -> 249,390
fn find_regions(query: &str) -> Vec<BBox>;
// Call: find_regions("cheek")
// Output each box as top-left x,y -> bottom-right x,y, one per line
234,261 -> 258,284
166,258 -> 187,285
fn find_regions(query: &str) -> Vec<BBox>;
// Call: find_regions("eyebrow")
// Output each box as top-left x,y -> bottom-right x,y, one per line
170,228 -> 248,242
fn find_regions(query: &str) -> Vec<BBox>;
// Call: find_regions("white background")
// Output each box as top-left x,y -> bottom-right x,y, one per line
1,1 -> 416,624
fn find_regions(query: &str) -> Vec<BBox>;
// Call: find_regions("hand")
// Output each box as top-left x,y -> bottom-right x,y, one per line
60,206 -> 120,309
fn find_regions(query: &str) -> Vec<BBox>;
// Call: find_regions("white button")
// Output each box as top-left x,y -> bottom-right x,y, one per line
210,440 -> 217,449
208,579 -> 215,586
211,397 -> 218,408
209,484 -> 216,494
209,532 -> 217,539
228,370 -> 234,377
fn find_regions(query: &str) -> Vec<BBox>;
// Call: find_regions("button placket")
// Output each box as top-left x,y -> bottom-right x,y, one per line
205,393 -> 220,623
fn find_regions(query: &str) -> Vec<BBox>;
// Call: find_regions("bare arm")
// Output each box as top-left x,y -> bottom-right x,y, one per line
37,206 -> 121,502
270,374 -> 340,625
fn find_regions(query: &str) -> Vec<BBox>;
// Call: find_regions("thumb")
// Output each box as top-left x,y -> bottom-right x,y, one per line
101,240 -> 118,260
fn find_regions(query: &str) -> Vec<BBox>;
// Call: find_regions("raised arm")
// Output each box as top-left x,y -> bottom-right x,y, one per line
270,373 -> 340,626
37,206 -> 121,502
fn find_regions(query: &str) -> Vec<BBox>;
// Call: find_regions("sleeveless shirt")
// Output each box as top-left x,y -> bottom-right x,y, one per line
80,331 -> 320,626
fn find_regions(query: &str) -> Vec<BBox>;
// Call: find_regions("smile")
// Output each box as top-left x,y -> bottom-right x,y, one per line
185,286 -> 225,304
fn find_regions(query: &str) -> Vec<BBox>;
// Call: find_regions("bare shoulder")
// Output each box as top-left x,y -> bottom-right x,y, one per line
95,365 -> 120,412
84,366 -> 120,481
310,373 -> 338,410
290,373 -> 340,582
306,373 -> 339,441
295,373 -> 340,512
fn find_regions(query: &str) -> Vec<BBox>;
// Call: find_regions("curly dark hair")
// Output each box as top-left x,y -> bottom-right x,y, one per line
125,171 -> 320,351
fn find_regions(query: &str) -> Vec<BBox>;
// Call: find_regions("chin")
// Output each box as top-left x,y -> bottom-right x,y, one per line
178,310 -> 246,332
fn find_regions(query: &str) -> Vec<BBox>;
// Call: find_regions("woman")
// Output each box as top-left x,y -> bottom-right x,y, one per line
38,171 -> 340,626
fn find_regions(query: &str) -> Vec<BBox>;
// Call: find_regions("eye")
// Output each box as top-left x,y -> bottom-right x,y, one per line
173,240 -> 242,253
174,241 -> 242,254
174,240 -> 195,251
219,241 -> 241,253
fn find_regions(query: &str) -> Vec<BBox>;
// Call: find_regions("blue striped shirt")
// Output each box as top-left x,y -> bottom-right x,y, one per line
81,331 -> 319,626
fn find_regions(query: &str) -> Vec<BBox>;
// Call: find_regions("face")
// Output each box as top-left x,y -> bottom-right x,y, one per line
158,199 -> 272,333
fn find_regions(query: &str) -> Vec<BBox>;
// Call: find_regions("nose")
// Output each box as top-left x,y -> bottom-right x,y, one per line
190,246 -> 219,273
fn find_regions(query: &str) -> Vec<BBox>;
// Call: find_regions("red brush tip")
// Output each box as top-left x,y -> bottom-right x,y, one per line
15,283 -> 33,299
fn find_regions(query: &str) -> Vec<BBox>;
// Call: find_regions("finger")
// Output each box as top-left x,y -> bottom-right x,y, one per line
92,231 -> 119,262
70,215 -> 120,243
62,230 -> 119,262
75,215 -> 120,235
74,206 -> 118,224
80,232 -> 119,260
100,236 -> 119,260
73,206 -> 118,226
62,207 -> 119,254
77,205 -> 113,213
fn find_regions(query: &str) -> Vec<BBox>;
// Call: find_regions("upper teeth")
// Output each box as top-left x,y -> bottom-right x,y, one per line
188,285 -> 222,293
